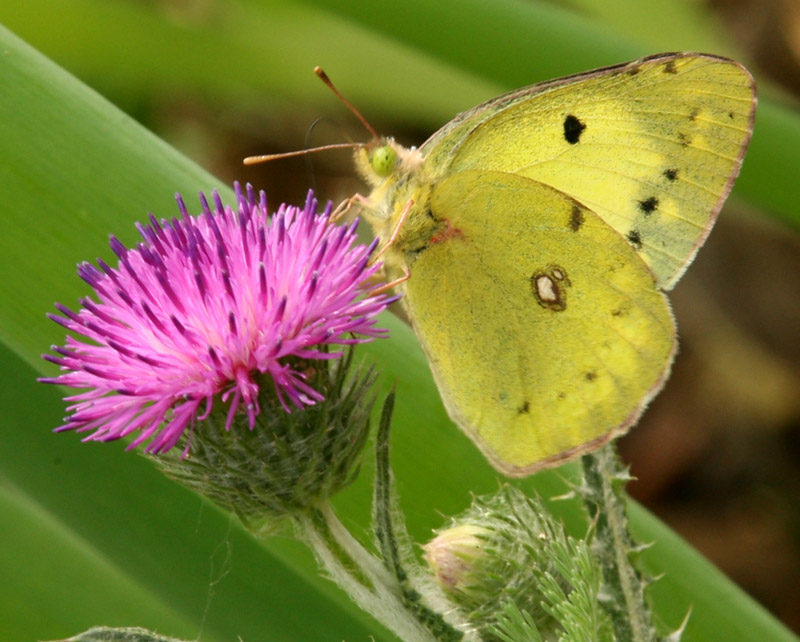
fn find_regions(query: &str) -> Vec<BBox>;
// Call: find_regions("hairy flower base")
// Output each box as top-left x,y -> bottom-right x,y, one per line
156,349 -> 376,524
424,487 -> 609,639
42,184 -> 395,453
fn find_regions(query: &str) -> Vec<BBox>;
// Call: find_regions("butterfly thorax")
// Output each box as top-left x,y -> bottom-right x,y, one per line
355,138 -> 447,279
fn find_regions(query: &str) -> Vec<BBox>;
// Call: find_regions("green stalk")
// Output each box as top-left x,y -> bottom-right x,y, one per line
581,445 -> 656,642
294,503 -> 438,642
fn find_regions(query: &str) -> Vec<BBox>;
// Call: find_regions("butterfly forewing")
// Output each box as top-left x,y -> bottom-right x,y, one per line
424,54 -> 756,289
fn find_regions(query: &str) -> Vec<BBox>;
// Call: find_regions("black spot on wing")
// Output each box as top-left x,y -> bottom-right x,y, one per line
584,371 -> 598,382
663,60 -> 678,74
517,401 -> 530,415
638,196 -> 659,215
663,168 -> 678,181
563,115 -> 586,144
627,229 -> 642,249
569,205 -> 584,232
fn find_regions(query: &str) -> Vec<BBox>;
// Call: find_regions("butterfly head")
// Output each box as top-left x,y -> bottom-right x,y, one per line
355,137 -> 423,188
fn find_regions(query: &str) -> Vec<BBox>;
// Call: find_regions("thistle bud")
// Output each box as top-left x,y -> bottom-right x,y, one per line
423,522 -> 492,598
424,486 -> 608,640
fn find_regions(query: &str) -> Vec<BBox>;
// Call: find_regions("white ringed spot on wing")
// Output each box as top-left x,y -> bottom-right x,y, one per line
531,264 -> 571,312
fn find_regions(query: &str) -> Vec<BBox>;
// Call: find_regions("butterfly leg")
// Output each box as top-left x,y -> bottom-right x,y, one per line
371,198 -> 414,263
331,192 -> 371,223
367,266 -> 410,296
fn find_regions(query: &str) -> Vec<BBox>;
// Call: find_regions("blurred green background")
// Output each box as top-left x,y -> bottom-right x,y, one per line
0,1 -> 798,641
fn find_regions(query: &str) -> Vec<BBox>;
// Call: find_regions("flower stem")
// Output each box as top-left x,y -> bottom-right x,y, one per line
581,445 -> 656,642
372,394 -> 471,641
294,502 -> 438,642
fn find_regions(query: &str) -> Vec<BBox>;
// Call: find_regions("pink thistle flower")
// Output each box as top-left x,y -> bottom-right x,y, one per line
41,183 -> 396,455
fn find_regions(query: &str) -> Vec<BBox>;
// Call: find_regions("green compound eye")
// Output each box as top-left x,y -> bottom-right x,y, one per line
371,145 -> 397,177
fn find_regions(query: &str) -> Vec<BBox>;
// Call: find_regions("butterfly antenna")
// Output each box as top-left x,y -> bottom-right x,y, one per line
243,142 -> 359,166
244,67 -> 375,166
314,66 -> 379,139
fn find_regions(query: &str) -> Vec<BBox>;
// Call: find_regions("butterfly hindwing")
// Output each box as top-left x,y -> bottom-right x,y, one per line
402,170 -> 675,475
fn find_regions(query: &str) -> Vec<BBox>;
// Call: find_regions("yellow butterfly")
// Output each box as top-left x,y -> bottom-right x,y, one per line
347,53 -> 757,477
249,53 -> 757,477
